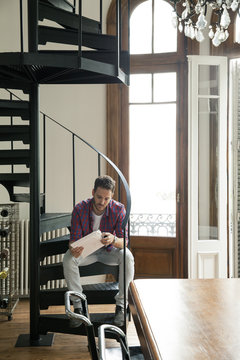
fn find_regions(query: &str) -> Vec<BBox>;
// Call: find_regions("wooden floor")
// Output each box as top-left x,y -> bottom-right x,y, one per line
0,299 -> 140,360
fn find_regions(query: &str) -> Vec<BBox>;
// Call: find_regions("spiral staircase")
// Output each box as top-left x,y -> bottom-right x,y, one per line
0,0 -> 130,347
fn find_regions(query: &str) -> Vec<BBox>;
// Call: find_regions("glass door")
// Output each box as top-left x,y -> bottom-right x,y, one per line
129,72 -> 176,238
188,56 -> 228,279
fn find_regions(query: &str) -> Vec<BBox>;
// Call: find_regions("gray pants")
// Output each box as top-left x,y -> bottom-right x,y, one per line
63,246 -> 135,309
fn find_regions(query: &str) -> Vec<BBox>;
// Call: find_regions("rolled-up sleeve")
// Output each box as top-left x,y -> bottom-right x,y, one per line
70,206 -> 82,242
115,205 -> 128,244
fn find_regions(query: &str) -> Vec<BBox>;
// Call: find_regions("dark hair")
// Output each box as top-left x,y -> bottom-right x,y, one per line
94,175 -> 115,193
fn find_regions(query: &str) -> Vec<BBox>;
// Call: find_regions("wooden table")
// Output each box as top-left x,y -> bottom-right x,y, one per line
129,278 -> 240,360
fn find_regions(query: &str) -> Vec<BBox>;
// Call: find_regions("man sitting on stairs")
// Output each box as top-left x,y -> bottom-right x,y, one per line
63,175 -> 135,328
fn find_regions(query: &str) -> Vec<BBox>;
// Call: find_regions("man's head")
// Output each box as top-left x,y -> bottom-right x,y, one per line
92,175 -> 115,215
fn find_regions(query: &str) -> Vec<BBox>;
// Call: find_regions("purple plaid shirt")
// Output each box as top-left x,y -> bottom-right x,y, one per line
70,198 -> 128,250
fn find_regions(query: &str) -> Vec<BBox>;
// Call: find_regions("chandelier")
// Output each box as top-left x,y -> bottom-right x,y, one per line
170,0 -> 239,46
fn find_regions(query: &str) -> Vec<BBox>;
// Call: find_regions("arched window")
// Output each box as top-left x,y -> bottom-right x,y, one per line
130,0 -> 177,54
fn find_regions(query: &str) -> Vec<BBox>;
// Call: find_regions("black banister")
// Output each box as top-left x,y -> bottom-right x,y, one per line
72,134 -> 76,207
98,153 -> 101,177
4,88 -> 131,229
19,0 -> 24,53
118,174 -> 121,202
28,0 -> 38,52
119,0 -> 122,69
78,0 -> 82,61
100,0 -> 103,33
10,92 -> 13,174
43,114 -> 46,213
116,0 -> 120,74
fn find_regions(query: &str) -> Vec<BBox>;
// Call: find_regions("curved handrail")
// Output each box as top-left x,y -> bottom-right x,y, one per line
5,88 -> 131,229
42,111 -> 131,228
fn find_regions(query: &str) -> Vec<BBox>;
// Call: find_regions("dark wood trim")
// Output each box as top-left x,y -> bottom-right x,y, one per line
107,0 -> 189,278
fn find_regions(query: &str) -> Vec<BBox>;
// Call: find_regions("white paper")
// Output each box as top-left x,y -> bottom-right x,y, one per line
70,230 -> 103,258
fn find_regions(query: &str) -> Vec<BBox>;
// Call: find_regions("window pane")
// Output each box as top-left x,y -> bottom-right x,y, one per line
130,104 -> 176,237
154,0 -> 177,53
198,65 -> 219,96
153,72 -> 176,102
129,74 -> 152,103
198,98 -> 219,240
130,1 -> 152,54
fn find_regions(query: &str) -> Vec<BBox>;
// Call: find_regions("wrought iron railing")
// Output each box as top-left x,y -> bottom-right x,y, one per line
5,88 -> 131,229
17,0 -> 125,75
130,213 -> 176,237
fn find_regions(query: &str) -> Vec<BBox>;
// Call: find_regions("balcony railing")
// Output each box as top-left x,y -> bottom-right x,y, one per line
130,213 -> 176,237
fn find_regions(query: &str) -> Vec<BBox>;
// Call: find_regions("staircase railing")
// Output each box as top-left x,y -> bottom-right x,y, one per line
4,88 -> 131,229
15,0 -> 124,75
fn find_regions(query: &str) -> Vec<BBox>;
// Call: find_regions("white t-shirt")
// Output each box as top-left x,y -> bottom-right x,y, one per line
92,211 -> 104,232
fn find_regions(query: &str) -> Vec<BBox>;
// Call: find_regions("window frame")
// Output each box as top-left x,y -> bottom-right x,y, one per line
107,0 -> 189,277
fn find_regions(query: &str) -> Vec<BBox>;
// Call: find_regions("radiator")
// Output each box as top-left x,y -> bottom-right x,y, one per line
19,220 -> 68,297
0,204 -> 20,318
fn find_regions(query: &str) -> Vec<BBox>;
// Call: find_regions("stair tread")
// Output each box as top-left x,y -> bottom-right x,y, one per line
40,282 -> 118,292
38,25 -> 115,50
39,312 -> 124,336
0,125 -> 29,142
40,261 -> 118,285
39,2 -> 100,33
0,173 -> 29,181
40,234 -> 69,260
0,150 -> 30,165
40,213 -> 71,222
0,99 -> 29,109
39,283 -> 118,309
0,149 -> 29,157
0,125 -> 29,132
40,0 -> 74,12
12,193 -> 45,202
40,213 -> 71,234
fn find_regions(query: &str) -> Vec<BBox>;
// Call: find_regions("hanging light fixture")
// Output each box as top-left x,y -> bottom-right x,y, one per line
170,0 -> 239,46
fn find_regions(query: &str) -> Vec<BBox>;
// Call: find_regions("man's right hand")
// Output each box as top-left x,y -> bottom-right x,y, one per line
69,241 -> 84,258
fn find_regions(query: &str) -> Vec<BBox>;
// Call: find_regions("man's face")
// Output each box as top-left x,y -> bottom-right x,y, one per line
92,187 -> 113,215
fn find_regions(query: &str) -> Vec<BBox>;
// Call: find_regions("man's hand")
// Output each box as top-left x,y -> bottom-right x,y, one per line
101,232 -> 115,247
69,241 -> 84,258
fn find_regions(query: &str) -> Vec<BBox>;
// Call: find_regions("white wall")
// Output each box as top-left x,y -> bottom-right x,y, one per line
0,0 -> 112,216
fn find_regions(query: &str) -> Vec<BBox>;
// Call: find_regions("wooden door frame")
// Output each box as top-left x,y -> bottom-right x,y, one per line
106,0 -> 189,278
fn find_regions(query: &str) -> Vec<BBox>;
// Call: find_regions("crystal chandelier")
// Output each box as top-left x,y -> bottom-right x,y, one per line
170,0 -> 239,46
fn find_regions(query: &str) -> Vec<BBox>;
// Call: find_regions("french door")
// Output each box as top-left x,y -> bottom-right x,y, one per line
128,62 -> 188,279
188,55 -> 228,279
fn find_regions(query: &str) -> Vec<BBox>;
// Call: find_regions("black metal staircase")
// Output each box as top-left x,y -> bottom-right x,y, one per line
0,0 -> 131,348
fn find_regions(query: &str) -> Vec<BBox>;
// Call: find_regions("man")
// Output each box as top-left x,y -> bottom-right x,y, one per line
63,175 -> 134,327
